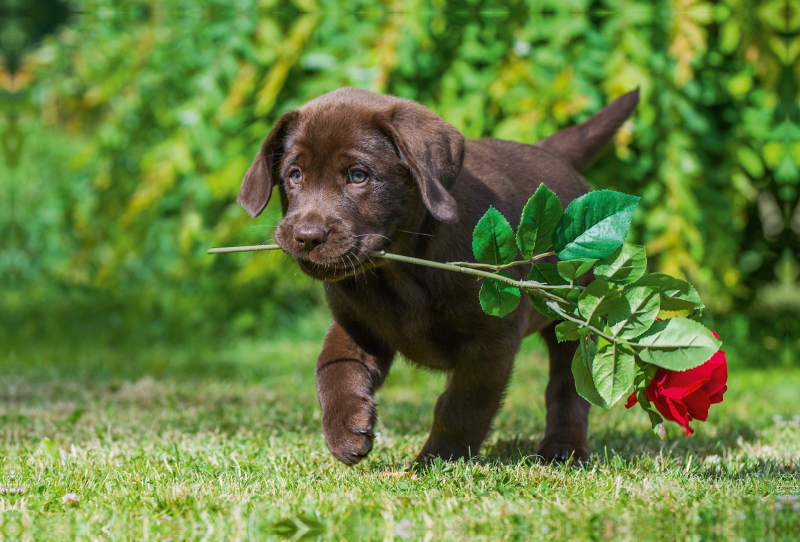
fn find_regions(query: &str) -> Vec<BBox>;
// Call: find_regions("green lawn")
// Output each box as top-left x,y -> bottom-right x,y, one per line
2,317 -> 799,541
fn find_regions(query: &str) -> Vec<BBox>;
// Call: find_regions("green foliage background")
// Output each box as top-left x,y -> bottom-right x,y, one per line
1,0 -> 798,367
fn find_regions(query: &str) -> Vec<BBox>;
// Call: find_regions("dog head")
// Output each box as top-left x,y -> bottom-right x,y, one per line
237,88 -> 465,280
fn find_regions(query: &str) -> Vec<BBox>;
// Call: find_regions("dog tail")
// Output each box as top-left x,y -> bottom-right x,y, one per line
536,88 -> 639,170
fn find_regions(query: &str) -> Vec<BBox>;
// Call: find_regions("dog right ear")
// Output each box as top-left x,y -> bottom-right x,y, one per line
380,103 -> 465,224
237,110 -> 299,218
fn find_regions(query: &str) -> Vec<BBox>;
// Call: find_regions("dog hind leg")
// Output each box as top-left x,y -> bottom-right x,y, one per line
415,353 -> 515,463
536,322 -> 591,463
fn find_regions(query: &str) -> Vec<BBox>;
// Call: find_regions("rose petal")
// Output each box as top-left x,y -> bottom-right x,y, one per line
649,370 -> 670,390
664,397 -> 694,436
701,353 -> 728,399
625,393 -> 638,409
680,360 -> 716,380
708,384 -> 727,404
651,394 -> 678,423
681,390 -> 711,422
660,380 -> 707,400
658,368 -> 709,399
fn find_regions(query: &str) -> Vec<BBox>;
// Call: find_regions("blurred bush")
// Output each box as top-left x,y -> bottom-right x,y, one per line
1,0 -> 797,366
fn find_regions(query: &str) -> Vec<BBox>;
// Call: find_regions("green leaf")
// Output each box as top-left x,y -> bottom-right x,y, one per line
594,244 -> 647,285
553,190 -> 639,260
529,293 -> 562,320
592,342 -> 635,407
528,288 -> 581,320
607,286 -> 660,339
560,289 -> 582,308
527,266 -> 582,320
473,206 -> 517,266
631,273 -> 705,312
571,337 -> 609,409
578,279 -> 621,320
529,263 -> 568,286
558,315 -> 603,341
633,362 -> 663,430
555,320 -> 592,342
479,272 -> 521,317
636,318 -> 722,371
516,183 -> 563,258
556,259 -> 597,282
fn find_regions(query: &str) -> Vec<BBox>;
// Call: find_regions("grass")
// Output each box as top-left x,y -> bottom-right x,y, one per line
2,315 -> 799,541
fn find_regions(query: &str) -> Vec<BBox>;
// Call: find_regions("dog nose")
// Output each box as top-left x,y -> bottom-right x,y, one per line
294,225 -> 327,251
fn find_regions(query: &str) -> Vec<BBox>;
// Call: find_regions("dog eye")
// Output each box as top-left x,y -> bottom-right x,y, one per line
290,170 -> 302,184
348,170 -> 368,184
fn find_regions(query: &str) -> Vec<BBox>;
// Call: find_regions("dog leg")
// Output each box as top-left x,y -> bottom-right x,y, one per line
537,323 -> 591,463
316,321 -> 394,465
416,356 -> 513,463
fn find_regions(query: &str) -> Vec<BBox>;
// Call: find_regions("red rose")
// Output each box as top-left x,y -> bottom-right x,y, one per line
626,331 -> 727,436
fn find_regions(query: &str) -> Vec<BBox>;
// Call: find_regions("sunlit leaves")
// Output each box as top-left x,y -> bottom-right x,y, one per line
631,273 -> 704,312
637,318 -> 722,371
594,244 -> 646,285
578,279 -> 621,320
466,166 -> 715,423
528,292 -> 563,321
516,183 -> 562,258
473,206 -> 517,266
530,263 -> 567,285
571,337 -> 609,409
592,342 -> 636,407
557,259 -> 597,282
553,191 -> 639,261
607,287 -> 660,340
555,320 -> 590,341
479,273 -> 520,317
17,6 -> 780,377
527,265 -> 579,319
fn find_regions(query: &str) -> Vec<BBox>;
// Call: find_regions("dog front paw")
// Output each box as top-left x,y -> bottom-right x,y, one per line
321,394 -> 378,465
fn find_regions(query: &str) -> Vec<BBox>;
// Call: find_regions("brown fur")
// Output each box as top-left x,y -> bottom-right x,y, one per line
238,88 -> 639,465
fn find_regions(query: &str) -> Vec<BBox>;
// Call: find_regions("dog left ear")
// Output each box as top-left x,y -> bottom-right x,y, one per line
237,110 -> 299,218
382,104 -> 465,224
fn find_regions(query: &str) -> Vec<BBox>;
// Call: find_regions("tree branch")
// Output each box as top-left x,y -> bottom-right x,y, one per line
206,245 -> 581,291
373,250 -> 577,291
206,244 -> 706,351
449,251 -> 558,271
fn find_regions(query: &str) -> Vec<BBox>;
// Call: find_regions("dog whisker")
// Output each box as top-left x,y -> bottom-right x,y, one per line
360,257 -> 375,284
356,259 -> 367,285
346,254 -> 358,278
353,233 -> 392,244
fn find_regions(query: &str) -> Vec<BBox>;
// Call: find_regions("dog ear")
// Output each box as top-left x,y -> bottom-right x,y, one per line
382,105 -> 465,223
237,110 -> 299,218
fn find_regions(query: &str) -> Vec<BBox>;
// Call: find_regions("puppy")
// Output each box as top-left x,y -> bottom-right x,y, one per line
238,88 -> 639,465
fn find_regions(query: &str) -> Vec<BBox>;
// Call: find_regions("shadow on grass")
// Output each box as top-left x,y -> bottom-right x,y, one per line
481,422 -> 800,475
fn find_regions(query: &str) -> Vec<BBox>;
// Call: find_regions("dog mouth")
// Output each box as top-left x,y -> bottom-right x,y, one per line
297,255 -> 380,281
280,233 -> 389,281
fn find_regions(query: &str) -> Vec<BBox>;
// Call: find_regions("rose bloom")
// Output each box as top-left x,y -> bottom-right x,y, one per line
626,331 -> 727,436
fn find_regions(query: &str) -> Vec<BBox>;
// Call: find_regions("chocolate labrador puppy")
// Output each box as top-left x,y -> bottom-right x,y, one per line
238,87 -> 638,465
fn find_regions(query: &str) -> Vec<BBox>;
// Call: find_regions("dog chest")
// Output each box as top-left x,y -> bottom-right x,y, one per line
326,270 -> 528,371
